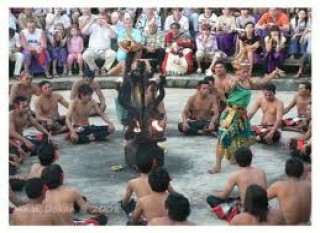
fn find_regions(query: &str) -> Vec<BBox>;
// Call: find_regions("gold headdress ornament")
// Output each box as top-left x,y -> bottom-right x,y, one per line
238,61 -> 251,71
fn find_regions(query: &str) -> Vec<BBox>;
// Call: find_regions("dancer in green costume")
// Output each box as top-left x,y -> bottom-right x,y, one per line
208,64 -> 284,174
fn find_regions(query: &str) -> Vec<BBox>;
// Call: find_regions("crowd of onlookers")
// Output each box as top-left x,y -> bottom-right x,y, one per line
9,7 -> 312,78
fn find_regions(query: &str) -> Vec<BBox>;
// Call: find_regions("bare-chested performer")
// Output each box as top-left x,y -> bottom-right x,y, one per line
120,153 -> 174,216
9,96 -> 55,156
35,81 -> 69,134
11,178 -> 64,225
27,142 -> 57,179
178,80 -> 219,135
230,184 -> 284,225
128,167 -> 170,225
206,147 -> 267,211
41,164 -> 108,225
267,158 -> 311,225
210,61 -> 235,113
282,82 -> 311,132
70,70 -> 106,115
145,81 -> 168,138
66,84 -> 115,144
149,192 -> 196,226
9,71 -> 39,109
248,83 -> 284,144
288,102 -> 311,163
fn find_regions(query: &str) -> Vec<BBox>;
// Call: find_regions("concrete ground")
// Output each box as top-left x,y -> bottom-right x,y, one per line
16,88 -> 303,225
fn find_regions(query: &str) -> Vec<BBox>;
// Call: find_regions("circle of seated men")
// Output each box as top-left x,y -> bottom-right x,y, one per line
9,55 -> 311,225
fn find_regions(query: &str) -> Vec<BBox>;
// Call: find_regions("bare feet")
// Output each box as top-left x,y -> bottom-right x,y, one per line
208,167 -> 221,174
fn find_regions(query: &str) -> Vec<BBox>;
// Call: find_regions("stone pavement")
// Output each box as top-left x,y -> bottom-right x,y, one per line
17,88 -> 304,226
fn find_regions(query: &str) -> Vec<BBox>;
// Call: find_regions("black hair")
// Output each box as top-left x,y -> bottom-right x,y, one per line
37,142 -> 55,166
83,69 -> 95,79
300,82 -> 311,92
170,22 -> 181,29
41,164 -> 64,190
136,153 -> 153,174
285,158 -> 304,178
38,81 -> 52,89
165,192 -> 191,222
203,76 -> 214,83
197,80 -> 210,88
243,184 -> 268,222
9,28 -> 15,38
148,167 -> 170,192
263,83 -> 276,94
213,60 -> 226,69
12,96 -> 28,107
25,178 -> 44,199
78,84 -> 93,98
235,146 -> 252,167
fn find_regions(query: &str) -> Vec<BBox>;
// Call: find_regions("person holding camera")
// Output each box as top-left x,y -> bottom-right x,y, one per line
82,15 -> 117,76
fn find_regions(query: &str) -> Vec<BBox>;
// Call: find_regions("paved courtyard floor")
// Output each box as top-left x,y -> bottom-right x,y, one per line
16,88 -> 304,225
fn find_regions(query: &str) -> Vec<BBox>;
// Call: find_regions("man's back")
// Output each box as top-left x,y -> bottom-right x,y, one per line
234,167 -> 267,203
130,176 -> 152,199
230,208 -> 283,225
12,203 -> 60,225
28,163 -> 45,179
43,186 -> 78,224
268,179 -> 311,224
138,192 -> 168,221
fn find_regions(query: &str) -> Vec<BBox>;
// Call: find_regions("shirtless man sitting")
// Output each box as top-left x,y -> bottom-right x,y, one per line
211,61 -> 236,113
41,164 -> 108,225
128,167 -> 170,225
145,81 -> 168,138
267,158 -> 311,225
11,178 -> 63,225
230,184 -> 284,225
70,70 -> 106,115
178,80 -> 219,135
35,81 -> 69,134
282,82 -> 311,132
66,84 -> 115,144
149,192 -> 196,226
288,102 -> 311,163
9,71 -> 39,111
27,142 -> 57,179
120,153 -> 174,216
206,147 -> 267,210
9,96 -> 55,156
248,83 -> 284,144
120,153 -> 153,216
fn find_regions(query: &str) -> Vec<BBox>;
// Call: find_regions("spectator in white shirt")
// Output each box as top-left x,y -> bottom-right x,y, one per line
45,8 -> 71,35
9,28 -> 24,78
198,8 -> 217,32
164,8 -> 189,35
82,15 -> 117,76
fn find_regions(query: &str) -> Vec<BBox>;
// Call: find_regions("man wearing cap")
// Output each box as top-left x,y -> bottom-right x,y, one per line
35,81 -> 69,134
70,70 -> 106,115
